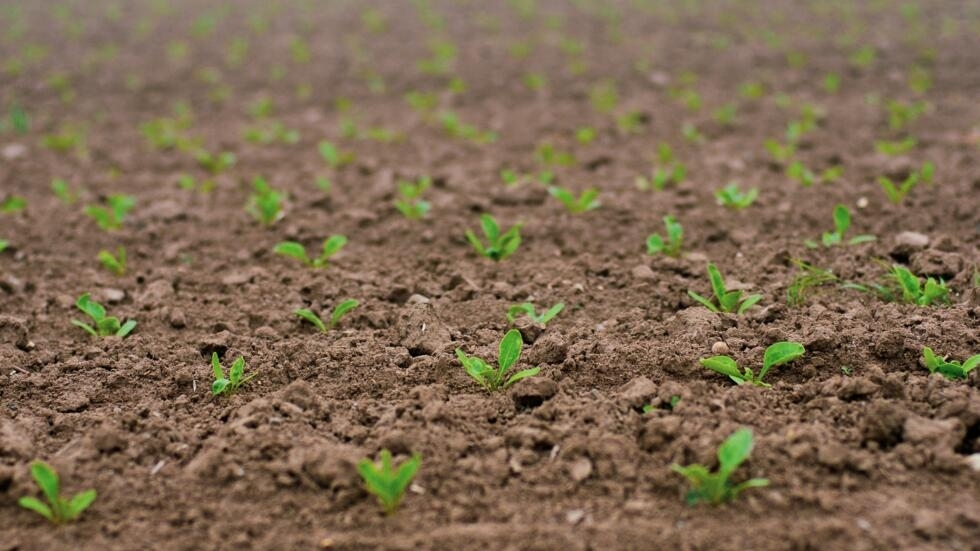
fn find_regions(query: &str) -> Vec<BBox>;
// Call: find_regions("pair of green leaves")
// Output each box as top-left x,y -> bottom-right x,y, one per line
247,177 -> 285,226
700,342 -> 805,387
455,329 -> 540,392
357,449 -> 421,515
465,214 -> 521,262
506,302 -> 564,325
395,176 -> 431,219
97,246 -> 126,276
882,265 -> 948,306
688,264 -> 762,314
274,235 -> 347,269
878,172 -> 919,204
671,428 -> 769,505
294,299 -> 359,332
922,347 -> 980,380
548,186 -> 600,214
72,293 -> 137,338
715,182 -> 758,210
0,239 -> 9,253
18,461 -> 97,524
646,215 -> 683,257
636,163 -> 686,191
211,352 -> 255,396
84,194 -> 135,231
805,204 -> 875,248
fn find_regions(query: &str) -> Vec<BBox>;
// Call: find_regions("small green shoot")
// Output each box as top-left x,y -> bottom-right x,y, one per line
294,299 -> 359,332
715,183 -> 758,210
247,177 -> 285,225
646,215 -> 683,257
548,186 -> 600,214
455,329 -> 540,392
786,260 -> 839,307
71,293 -> 136,338
1,196 -> 27,213
18,461 -> 96,525
357,449 -> 421,515
875,137 -> 916,156
688,264 -> 762,314
84,195 -> 135,231
395,176 -> 431,219
878,172 -> 920,204
51,179 -> 78,205
193,149 -> 236,175
0,239 -> 8,253
804,205 -> 875,248
699,342 -> 805,387
851,265 -> 949,306
465,214 -> 521,261
211,352 -> 255,396
97,247 -> 126,276
273,235 -> 347,268
506,302 -> 564,325
671,428 -> 769,505
318,140 -> 355,168
922,347 -> 980,380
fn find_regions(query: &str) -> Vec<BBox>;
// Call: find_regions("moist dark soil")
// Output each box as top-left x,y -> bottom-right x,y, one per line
1,1 -> 979,550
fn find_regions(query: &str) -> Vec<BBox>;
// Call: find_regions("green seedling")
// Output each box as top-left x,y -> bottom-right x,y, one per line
294,299 -> 359,332
1,196 -> 26,213
919,161 -> 935,185
535,143 -> 576,167
317,141 -> 354,168
642,395 -> 681,413
922,347 -> 980,380
700,341 -> 805,387
395,176 -> 431,219
764,139 -> 796,164
786,260 -> 839,307
636,164 -> 686,191
51,179 -> 77,205
4,103 -> 30,133
886,99 -> 927,131
715,182 -> 758,210
681,123 -> 705,144
787,162 -> 842,187
438,111 -> 496,144
739,81 -> 765,100
805,204 -> 876,248
84,195 -> 135,231
548,186 -> 600,214
823,72 -> 841,94
671,428 -> 769,505
97,247 -> 126,276
878,172 -> 920,204
506,302 -> 564,325
465,214 -> 522,261
357,449 -> 421,515
247,177 -> 285,225
456,329 -> 540,392
850,45 -> 876,69
647,215 -> 683,257
243,120 -> 300,144
71,293 -> 136,338
589,80 -> 618,114
870,265 -> 949,306
193,149 -> 236,175
314,176 -> 332,193
714,103 -> 737,125
688,264 -> 762,314
875,137 -> 916,156
18,461 -> 96,525
576,127 -> 596,144
210,352 -> 255,396
273,235 -> 346,268
0,239 -> 8,253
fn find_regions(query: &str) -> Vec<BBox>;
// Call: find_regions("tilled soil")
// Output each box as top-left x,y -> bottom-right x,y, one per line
1,1 -> 979,549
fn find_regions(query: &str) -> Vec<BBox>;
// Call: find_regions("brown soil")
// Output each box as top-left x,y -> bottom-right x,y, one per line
2,1 -> 979,550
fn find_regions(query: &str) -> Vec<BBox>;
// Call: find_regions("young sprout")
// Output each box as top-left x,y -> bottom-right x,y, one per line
646,215 -> 683,257
84,195 -> 135,231
1,195 -> 27,213
714,182 -> 758,210
886,99 -> 927,131
823,73 -> 841,94
0,239 -> 8,253
863,265 -> 949,306
700,341 -> 805,387
210,352 -> 255,396
395,176 -> 431,219
71,293 -> 137,338
671,428 -> 769,505
764,139 -> 795,164
506,302 -> 564,325
455,329 -> 540,392
713,103 -> 737,125
875,137 -> 916,156
922,347 -> 980,380
294,299 -> 359,332
318,140 -> 354,168
247,177 -> 285,225
878,171 -> 920,204
194,149 -> 236,175
465,214 -> 522,261
548,186 -> 600,214
688,263 -> 762,314
786,260 -> 839,307
357,449 -> 421,515
314,176 -> 332,193
576,127 -> 596,144
804,205 -> 875,248
97,246 -> 127,276
273,235 -> 347,268
18,461 -> 96,525
51,179 -> 77,205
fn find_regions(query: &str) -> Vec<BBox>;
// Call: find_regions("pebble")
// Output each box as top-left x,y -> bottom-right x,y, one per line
1,143 -> 26,160
101,288 -> 126,303
711,341 -> 730,355
631,265 -> 656,280
168,308 -> 187,329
